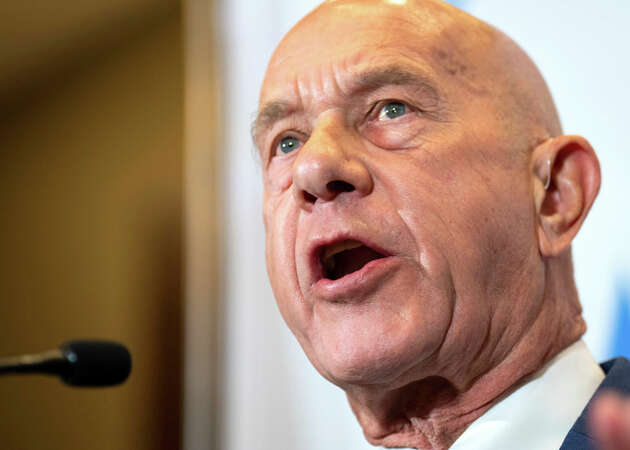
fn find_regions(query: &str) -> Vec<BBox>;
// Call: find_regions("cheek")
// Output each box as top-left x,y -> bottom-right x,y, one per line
264,194 -> 313,338
378,150 -> 526,351
265,158 -> 294,194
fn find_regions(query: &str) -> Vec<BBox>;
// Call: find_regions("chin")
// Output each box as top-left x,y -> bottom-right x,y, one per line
324,357 -> 410,388
310,327 -> 440,388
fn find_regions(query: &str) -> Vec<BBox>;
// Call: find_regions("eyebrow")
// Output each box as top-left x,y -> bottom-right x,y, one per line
251,65 -> 442,147
251,100 -> 295,148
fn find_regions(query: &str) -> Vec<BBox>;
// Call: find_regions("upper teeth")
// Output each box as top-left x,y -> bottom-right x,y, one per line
323,240 -> 363,261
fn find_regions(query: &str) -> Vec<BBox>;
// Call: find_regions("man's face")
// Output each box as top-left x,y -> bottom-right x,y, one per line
257,0 -> 543,389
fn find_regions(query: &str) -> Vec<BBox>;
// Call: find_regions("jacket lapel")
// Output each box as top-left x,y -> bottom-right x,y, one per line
559,357 -> 630,449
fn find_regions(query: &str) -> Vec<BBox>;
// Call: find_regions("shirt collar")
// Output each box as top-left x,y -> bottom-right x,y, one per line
450,340 -> 604,450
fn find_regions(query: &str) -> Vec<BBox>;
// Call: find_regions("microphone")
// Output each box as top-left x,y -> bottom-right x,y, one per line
0,340 -> 132,387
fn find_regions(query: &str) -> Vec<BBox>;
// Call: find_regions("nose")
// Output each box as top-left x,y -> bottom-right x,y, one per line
292,117 -> 373,208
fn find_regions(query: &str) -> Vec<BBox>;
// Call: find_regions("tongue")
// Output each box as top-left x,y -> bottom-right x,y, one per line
330,246 -> 384,280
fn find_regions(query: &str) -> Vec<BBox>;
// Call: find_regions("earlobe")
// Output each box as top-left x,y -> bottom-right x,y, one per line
532,135 -> 601,257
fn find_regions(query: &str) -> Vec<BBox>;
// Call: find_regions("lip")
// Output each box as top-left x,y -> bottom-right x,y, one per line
307,233 -> 397,302
312,255 -> 399,302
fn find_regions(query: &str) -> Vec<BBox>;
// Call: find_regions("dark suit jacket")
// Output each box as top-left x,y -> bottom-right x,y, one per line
560,357 -> 630,449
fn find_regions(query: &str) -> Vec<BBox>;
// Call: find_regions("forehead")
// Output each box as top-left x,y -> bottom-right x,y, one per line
260,1 -> 466,103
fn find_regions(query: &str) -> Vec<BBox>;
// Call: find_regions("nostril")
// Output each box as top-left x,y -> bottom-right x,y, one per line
303,191 -> 317,203
300,181 -> 355,205
327,180 -> 355,193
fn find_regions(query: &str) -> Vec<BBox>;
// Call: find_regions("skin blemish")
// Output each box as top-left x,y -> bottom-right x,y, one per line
433,48 -> 467,76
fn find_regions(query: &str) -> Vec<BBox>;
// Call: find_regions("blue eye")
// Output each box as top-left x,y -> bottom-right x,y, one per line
278,136 -> 301,154
378,102 -> 407,121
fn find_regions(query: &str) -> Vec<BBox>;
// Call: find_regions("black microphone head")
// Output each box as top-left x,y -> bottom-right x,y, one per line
60,340 -> 132,387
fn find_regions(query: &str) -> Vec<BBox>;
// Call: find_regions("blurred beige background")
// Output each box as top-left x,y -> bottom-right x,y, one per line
0,1 -> 218,449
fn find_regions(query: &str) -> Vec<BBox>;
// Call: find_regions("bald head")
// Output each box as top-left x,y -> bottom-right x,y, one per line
258,0 -> 561,155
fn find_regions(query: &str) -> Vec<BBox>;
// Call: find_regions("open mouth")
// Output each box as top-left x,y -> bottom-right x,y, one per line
319,239 -> 387,281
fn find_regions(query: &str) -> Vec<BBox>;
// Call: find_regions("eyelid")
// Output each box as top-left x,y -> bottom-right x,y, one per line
367,99 -> 415,122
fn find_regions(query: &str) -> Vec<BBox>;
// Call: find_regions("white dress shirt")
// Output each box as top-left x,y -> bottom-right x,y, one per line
450,340 -> 604,450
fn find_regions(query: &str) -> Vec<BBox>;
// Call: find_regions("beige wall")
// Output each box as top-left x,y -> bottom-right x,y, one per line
0,13 -> 183,450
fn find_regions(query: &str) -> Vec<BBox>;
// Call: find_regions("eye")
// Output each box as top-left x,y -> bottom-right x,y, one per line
277,136 -> 301,155
377,101 -> 407,121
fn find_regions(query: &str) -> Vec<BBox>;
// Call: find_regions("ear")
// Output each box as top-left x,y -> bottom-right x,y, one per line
532,135 -> 601,257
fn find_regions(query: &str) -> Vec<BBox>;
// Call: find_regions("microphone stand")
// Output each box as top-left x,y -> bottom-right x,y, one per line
0,349 -> 68,376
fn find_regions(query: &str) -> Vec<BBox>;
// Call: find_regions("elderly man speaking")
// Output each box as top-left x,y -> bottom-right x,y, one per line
252,0 -> 630,448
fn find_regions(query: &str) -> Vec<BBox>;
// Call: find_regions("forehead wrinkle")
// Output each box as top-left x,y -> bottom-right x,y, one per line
296,61 -> 345,113
346,64 -> 441,101
254,63 -> 346,147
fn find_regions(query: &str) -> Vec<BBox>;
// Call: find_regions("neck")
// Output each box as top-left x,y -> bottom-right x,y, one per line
345,258 -> 585,449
